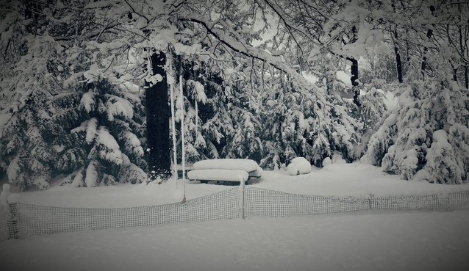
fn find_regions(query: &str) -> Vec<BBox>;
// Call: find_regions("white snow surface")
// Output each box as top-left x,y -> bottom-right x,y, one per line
336,70 -> 352,88
13,162 -> 469,208
193,159 -> 259,172
2,162 -> 469,270
1,211 -> 468,271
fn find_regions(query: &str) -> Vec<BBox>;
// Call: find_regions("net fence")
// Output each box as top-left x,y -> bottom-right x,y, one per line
1,187 -> 469,242
244,188 -> 469,216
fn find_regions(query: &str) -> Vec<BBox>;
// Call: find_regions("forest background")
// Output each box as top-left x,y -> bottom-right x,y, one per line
0,0 -> 468,190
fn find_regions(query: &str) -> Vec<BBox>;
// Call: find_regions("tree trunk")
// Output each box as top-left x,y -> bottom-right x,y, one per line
393,27 -> 403,83
465,65 -> 469,89
395,45 -> 403,83
348,57 -> 360,106
422,6 -> 434,79
391,1 -> 403,83
145,50 -> 171,181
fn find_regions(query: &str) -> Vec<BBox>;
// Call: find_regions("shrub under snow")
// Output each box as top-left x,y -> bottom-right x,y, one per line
287,157 -> 312,176
364,79 -> 469,184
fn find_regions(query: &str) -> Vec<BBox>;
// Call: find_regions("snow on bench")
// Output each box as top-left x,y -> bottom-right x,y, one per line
188,159 -> 262,183
187,169 -> 249,182
193,159 -> 259,172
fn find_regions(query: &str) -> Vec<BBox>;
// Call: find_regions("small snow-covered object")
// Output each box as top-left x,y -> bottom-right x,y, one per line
287,157 -> 311,176
322,157 -> 332,167
1,184 -> 11,206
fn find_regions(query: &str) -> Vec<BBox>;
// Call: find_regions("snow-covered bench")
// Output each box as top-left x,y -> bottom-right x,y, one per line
187,159 -> 263,184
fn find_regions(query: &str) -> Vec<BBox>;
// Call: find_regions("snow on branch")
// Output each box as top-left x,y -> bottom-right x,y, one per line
179,15 -> 312,90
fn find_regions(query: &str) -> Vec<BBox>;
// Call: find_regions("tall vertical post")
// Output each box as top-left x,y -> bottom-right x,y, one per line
239,177 -> 245,219
170,76 -> 177,179
180,74 -> 186,202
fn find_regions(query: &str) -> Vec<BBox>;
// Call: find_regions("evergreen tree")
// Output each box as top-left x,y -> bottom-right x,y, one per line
0,79 -> 147,190
365,79 -> 469,183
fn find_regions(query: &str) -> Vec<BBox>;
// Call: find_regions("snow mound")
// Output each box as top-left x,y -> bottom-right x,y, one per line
322,157 -> 332,167
287,157 -> 311,176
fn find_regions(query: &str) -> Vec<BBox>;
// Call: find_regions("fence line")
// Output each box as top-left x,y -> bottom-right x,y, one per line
1,187 -> 469,242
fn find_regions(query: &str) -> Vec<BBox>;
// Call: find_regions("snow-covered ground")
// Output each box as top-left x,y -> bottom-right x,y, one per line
1,210 -> 468,271
14,162 -> 469,208
1,161 -> 469,270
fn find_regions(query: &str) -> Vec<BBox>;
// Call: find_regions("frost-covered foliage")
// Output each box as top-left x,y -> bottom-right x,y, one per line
170,58 -> 383,170
364,79 -> 469,183
0,80 -> 147,190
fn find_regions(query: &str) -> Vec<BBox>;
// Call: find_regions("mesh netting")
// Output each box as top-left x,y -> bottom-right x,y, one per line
1,187 -> 469,242
371,190 -> 469,211
245,188 -> 370,217
0,207 -> 9,241
1,187 -> 239,240
244,188 -> 469,216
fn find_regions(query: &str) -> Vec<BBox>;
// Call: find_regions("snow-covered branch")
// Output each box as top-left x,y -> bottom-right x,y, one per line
179,16 -> 311,89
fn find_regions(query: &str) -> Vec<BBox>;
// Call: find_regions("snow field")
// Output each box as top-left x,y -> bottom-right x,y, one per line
1,162 -> 469,271
14,162 -> 469,208
1,210 -> 468,271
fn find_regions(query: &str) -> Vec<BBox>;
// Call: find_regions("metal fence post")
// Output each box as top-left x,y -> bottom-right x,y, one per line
368,194 -> 374,210
239,178 -> 245,219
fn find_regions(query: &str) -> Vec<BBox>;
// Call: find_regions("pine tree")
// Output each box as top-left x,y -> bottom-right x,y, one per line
0,79 -> 147,190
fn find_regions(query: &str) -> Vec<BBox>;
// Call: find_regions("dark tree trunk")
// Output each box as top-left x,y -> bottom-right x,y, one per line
421,48 -> 428,78
465,65 -> 469,89
145,50 -> 171,181
395,46 -> 403,83
422,6 -> 434,78
348,57 -> 360,106
393,27 -> 403,83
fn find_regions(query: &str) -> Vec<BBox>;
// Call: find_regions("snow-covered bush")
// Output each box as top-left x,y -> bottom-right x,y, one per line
424,130 -> 464,184
363,112 -> 398,165
364,79 -> 469,183
287,157 -> 312,176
